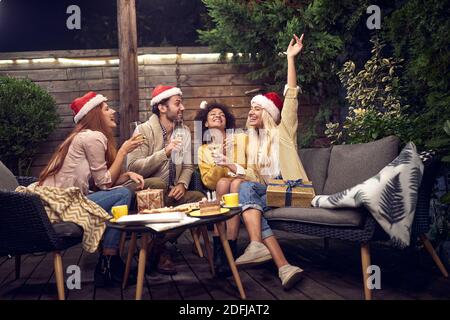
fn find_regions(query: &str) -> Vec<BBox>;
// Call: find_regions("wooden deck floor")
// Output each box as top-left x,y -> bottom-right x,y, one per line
1,229 -> 449,300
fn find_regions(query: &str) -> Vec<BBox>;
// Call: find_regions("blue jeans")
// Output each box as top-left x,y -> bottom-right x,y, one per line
87,187 -> 132,251
239,181 -> 274,239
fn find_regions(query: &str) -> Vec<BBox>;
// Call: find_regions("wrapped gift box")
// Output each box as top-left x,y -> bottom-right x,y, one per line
266,179 -> 315,208
136,188 -> 165,212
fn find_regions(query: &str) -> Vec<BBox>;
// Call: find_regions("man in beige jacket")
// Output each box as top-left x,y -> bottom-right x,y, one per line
127,85 -> 204,274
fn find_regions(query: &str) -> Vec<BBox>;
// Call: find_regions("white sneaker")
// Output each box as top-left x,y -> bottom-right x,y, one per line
235,241 -> 272,267
279,264 -> 304,290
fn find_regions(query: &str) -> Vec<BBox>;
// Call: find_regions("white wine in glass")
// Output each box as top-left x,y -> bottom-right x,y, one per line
130,121 -> 141,137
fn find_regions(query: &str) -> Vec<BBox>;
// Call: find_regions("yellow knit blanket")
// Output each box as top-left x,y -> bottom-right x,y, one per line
15,183 -> 110,253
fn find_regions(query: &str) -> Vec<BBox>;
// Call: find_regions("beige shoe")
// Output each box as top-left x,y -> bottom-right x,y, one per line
235,241 -> 272,267
279,264 -> 304,290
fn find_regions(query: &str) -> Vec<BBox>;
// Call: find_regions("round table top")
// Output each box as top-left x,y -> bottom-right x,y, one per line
106,207 -> 242,234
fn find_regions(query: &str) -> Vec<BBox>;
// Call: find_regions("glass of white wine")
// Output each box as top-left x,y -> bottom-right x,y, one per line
130,121 -> 141,137
172,119 -> 185,157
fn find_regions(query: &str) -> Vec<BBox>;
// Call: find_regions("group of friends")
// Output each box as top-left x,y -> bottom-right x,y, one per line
37,34 -> 308,291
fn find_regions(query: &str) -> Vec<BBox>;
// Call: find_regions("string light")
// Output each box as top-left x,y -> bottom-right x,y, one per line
0,52 -> 240,66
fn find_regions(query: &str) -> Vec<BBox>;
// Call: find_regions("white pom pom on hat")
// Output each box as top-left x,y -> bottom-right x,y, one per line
200,101 -> 208,109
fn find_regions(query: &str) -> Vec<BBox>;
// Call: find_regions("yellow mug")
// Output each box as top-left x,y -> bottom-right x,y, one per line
111,205 -> 128,221
222,193 -> 239,207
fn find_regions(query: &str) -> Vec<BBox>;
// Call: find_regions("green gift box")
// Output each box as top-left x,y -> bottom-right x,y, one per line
266,179 -> 315,208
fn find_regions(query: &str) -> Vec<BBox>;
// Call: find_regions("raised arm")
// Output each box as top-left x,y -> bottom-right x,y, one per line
281,34 -> 304,138
286,33 -> 304,88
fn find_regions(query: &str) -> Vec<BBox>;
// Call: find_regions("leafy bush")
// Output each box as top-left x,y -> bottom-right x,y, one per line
0,76 -> 60,175
382,0 -> 450,150
325,38 -> 416,145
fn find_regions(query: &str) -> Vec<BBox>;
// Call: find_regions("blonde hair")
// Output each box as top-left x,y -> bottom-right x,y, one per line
246,109 -> 279,175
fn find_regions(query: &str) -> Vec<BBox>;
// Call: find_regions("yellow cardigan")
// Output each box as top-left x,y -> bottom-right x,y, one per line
198,133 -> 247,190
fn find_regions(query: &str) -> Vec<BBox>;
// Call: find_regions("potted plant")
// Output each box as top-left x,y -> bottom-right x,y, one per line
0,76 -> 60,175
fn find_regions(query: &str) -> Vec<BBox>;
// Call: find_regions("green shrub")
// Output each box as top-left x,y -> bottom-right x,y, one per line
382,0 -> 450,150
325,38 -> 416,145
0,76 -> 60,175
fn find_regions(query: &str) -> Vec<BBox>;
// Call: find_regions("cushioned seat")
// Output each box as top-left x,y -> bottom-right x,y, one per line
265,207 -> 367,228
261,136 -> 448,300
53,222 -> 84,238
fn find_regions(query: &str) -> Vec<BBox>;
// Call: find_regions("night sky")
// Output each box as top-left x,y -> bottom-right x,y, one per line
0,0 -> 206,52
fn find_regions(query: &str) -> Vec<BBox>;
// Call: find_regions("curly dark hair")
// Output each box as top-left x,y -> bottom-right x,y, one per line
194,102 -> 236,139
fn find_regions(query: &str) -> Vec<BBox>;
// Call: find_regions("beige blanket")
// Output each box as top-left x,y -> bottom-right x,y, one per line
16,183 -> 110,253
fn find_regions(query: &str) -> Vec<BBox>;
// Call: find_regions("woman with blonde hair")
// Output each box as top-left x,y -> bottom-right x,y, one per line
39,91 -> 145,287
215,34 -> 309,290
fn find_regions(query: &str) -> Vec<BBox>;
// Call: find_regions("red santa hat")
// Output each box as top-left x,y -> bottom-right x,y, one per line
150,85 -> 183,107
250,92 -> 283,123
70,91 -> 108,124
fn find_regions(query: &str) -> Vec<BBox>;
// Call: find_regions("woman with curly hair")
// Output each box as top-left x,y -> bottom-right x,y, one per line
195,102 -> 247,277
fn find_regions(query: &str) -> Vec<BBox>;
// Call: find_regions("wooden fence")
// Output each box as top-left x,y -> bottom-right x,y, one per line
0,47 -> 319,176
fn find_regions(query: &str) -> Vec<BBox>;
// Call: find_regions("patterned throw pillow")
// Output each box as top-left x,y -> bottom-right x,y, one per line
312,142 -> 424,248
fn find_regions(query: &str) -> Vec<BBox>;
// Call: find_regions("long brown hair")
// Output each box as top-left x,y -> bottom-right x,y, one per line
38,103 -> 117,184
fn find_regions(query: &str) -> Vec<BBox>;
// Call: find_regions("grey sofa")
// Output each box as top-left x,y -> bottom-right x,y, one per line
264,136 -> 449,300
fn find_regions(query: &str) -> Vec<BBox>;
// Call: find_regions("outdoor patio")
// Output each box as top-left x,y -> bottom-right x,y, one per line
1,228 -> 449,300
1,0 -> 449,304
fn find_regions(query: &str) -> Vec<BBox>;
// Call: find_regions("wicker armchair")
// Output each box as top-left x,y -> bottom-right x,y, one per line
0,162 -> 83,300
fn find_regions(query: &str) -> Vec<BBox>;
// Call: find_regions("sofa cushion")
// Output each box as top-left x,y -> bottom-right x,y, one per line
265,207 -> 367,227
323,136 -> 399,195
0,161 -> 19,191
53,222 -> 84,238
299,147 -> 331,195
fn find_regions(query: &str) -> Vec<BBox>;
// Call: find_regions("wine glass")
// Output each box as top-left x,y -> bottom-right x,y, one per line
208,133 -> 223,164
130,121 -> 141,137
172,119 -> 185,157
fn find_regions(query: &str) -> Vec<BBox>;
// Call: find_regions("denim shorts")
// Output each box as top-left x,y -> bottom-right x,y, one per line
238,181 -> 273,239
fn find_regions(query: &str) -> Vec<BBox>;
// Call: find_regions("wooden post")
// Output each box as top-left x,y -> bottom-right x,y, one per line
117,0 -> 139,142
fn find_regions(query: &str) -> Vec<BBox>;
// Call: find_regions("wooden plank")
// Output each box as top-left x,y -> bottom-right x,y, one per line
14,252 -> 60,300
242,266 -> 310,300
179,231 -> 277,300
179,63 -> 255,76
177,232 -> 240,300
145,273 -> 180,300
178,74 -> 260,87
0,69 -> 68,81
169,242 -> 212,300
36,78 -> 120,93
276,232 -> 416,300
235,230 -> 345,300
0,253 -> 47,300
117,0 -> 139,142
0,59 -> 114,71
67,68 -> 104,80
0,256 -> 20,288
0,49 -> 119,60
140,65 -> 177,77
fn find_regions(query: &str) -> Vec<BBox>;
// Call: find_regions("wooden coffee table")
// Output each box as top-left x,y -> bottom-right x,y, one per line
108,208 -> 245,300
